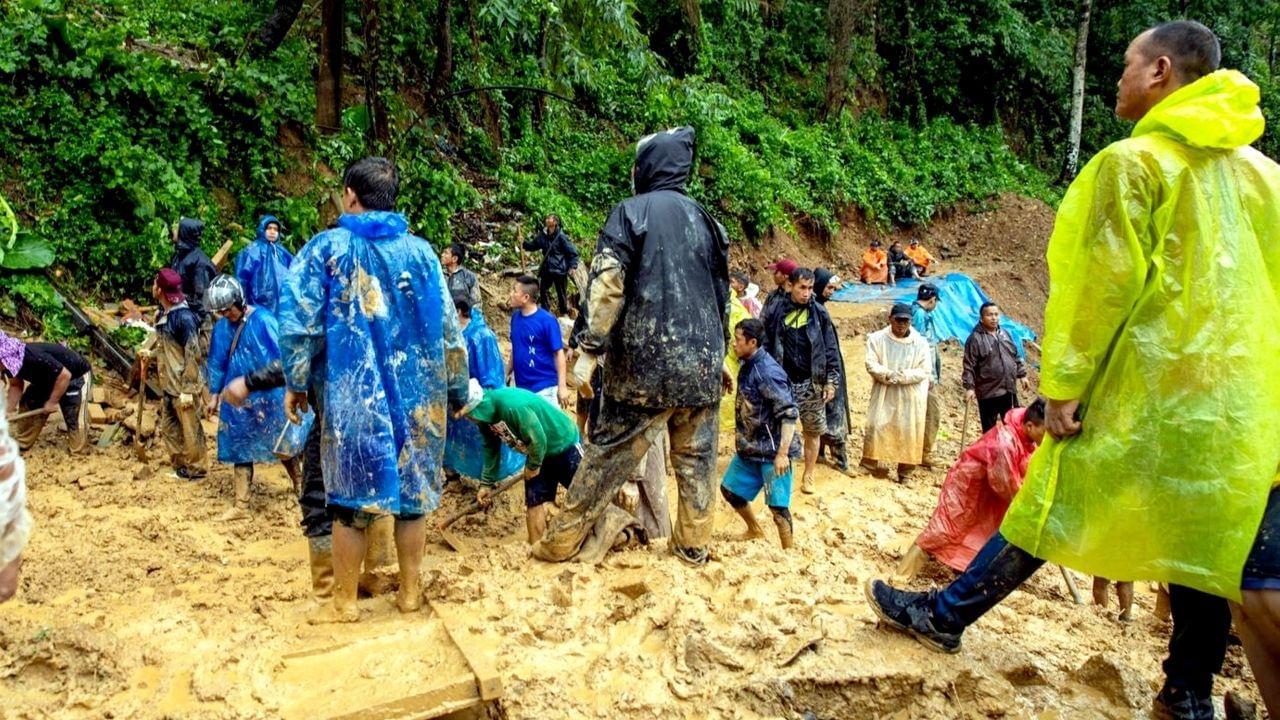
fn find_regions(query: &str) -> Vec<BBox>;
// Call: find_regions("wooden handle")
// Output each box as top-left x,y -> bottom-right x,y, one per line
439,473 -> 524,531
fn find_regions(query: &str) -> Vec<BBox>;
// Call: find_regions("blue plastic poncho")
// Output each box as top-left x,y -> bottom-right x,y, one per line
206,306 -> 310,465
234,215 -> 296,313
444,314 -> 526,481
1001,71 -> 1280,600
279,211 -> 469,516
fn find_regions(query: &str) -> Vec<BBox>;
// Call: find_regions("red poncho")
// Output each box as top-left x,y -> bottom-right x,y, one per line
917,407 -> 1038,571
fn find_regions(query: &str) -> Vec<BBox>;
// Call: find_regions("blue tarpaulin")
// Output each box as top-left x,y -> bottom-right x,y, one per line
830,273 -> 1037,356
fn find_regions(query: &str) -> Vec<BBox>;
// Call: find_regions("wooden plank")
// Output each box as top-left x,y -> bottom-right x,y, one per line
326,677 -> 479,720
430,601 -> 503,701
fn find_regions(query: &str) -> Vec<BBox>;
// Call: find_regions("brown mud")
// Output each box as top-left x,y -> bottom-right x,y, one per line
2,196 -> 1264,718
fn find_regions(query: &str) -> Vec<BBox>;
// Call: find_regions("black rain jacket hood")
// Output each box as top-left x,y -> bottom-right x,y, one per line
633,127 -> 694,194
169,217 -> 217,317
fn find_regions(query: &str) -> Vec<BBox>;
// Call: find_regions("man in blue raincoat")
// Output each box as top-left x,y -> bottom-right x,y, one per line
279,157 -> 469,624
235,215 -> 295,313
866,22 -> 1280,719
204,275 -> 306,522
443,292 -> 524,484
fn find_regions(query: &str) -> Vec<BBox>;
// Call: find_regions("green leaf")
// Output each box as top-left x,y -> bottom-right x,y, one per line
1,232 -> 56,269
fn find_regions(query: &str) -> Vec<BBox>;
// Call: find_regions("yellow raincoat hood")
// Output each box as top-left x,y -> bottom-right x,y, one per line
1001,70 -> 1280,600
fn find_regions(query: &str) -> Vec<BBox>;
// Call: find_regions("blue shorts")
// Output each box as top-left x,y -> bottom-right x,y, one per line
1242,486 -> 1280,591
721,454 -> 792,508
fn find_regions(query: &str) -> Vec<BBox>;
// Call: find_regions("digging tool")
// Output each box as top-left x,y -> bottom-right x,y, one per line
437,473 -> 525,553
6,408 -> 53,422
134,358 -> 149,461
210,239 -> 234,268
959,396 -> 973,450
516,227 -> 529,275
96,422 -> 122,449
1059,565 -> 1085,604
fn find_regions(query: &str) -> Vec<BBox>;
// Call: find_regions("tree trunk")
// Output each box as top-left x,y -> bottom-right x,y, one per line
252,0 -> 304,57
362,0 -> 389,151
678,0 -> 702,73
466,0 -> 503,149
532,14 -> 549,131
428,0 -> 454,100
316,0 -> 344,134
823,0 -> 857,120
1061,0 -> 1091,182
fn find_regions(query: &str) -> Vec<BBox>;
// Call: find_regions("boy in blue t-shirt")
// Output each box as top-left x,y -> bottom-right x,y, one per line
508,275 -> 569,408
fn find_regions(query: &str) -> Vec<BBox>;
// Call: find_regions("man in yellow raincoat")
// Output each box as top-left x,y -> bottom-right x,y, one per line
866,21 -> 1280,719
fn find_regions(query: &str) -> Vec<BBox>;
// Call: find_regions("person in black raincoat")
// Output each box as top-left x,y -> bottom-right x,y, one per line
523,214 -> 580,316
169,217 -> 218,357
533,127 -> 730,567
813,268 -> 852,472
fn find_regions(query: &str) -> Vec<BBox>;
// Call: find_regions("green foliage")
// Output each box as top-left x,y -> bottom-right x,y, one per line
109,324 -> 148,351
0,274 -> 77,342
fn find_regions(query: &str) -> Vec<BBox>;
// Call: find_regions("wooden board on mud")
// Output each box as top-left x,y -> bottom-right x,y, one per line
273,617 -> 500,719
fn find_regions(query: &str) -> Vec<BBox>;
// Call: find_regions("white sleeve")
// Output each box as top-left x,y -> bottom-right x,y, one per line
0,407 -> 31,566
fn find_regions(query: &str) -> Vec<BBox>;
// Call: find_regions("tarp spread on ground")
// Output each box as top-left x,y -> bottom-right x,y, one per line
830,273 -> 1036,356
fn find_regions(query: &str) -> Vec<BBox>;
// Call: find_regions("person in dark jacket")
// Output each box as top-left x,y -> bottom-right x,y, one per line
813,268 -> 852,472
523,214 -> 579,316
962,302 -> 1030,431
888,240 -> 918,284
442,242 -> 483,317
1,334 -> 92,452
144,269 -> 207,479
533,126 -> 731,567
170,218 -> 218,320
760,267 -> 841,495
721,319 -> 800,549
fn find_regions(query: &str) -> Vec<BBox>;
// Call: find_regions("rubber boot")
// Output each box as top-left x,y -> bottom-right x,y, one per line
359,515 -> 397,596
308,535 -> 335,600
220,465 -> 252,521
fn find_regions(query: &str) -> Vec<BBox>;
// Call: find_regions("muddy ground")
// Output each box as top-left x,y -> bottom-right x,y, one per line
1,196 -> 1266,718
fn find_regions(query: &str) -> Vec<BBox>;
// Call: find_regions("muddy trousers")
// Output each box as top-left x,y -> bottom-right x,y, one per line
536,400 -> 718,560
12,374 -> 88,451
538,269 -> 570,316
159,394 -> 206,473
299,416 -> 331,538
929,532 -> 1228,696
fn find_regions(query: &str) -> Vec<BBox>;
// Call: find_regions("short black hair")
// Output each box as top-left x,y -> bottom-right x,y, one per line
1024,397 -> 1046,425
788,267 -> 815,284
446,242 -> 467,263
452,291 -> 472,318
736,318 -> 766,346
516,274 -> 540,299
730,271 -> 750,287
980,301 -> 1000,313
343,157 -> 399,211
1144,20 -> 1221,81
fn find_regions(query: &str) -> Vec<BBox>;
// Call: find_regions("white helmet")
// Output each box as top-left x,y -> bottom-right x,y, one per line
205,274 -> 245,313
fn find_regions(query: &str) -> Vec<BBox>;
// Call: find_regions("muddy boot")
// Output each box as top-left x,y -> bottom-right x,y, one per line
800,473 -> 815,494
219,465 -> 252,521
771,509 -> 794,550
1116,581 -> 1134,622
1225,690 -> 1258,720
896,464 -> 915,483
308,535 -> 335,601
359,516 -> 396,597
307,571 -> 360,624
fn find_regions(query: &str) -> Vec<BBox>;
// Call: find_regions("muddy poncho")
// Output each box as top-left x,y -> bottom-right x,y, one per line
1001,70 -> 1280,600
862,326 -> 930,465
279,211 -> 469,517
918,407 -> 1037,571
444,315 -> 525,482
207,307 -> 308,465
235,215 -> 295,314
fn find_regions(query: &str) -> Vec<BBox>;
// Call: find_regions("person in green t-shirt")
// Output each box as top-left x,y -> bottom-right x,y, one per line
456,381 -> 583,543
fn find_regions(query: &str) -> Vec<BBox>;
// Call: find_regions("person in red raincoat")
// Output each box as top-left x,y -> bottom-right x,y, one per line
916,399 -> 1046,572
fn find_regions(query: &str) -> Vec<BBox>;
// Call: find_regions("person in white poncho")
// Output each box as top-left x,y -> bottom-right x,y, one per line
0,405 -> 31,602
860,303 -> 931,482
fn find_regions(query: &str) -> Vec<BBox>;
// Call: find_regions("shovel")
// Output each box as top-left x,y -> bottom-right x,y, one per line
134,358 -> 149,462
959,396 -> 973,450
437,474 -> 524,553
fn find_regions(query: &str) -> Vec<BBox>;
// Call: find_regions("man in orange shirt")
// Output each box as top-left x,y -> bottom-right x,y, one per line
859,240 -> 889,284
905,238 -> 937,276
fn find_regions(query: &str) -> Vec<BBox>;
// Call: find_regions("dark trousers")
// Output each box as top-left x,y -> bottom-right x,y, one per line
931,532 -> 1231,695
538,268 -> 570,316
299,413 -> 330,538
977,392 -> 1017,432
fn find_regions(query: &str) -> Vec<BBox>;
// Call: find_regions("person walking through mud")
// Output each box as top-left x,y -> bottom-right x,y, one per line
533,127 -> 730,566
760,267 -> 841,493
279,156 -> 469,623
859,303 -> 931,483
866,22 -> 1280,720
143,268 -> 208,480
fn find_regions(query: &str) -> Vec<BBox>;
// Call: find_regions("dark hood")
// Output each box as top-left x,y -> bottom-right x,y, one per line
256,215 -> 281,243
633,126 -> 695,195
177,217 -> 205,251
814,268 -> 835,304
